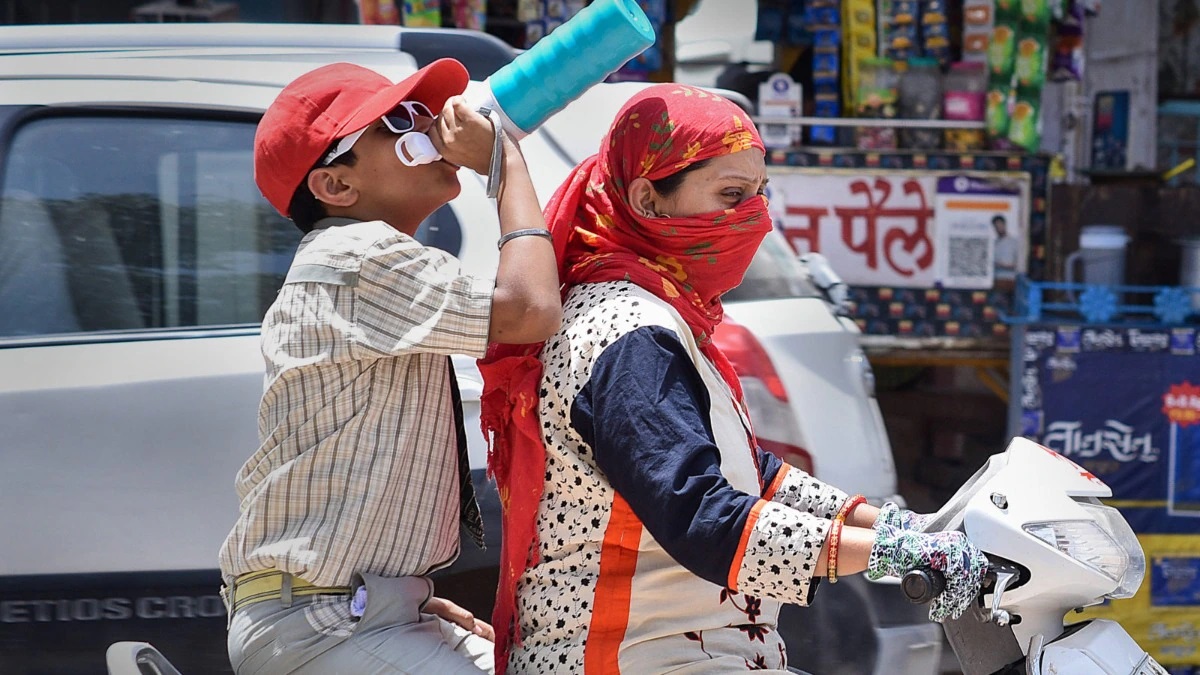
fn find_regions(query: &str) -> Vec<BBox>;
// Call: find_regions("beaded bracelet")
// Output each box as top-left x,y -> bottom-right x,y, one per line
826,517 -> 844,584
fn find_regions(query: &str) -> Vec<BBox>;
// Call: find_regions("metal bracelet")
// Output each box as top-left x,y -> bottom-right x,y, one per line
497,228 -> 552,251
477,106 -> 504,199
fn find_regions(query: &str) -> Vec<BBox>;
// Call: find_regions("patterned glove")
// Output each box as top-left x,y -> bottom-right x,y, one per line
875,501 -> 934,532
867,523 -> 988,622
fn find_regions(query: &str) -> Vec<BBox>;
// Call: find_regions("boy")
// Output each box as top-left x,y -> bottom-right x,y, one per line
219,58 -> 560,673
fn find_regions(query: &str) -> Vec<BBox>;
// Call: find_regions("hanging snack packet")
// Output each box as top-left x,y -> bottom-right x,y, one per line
1050,0 -> 1084,81
892,0 -> 918,23
962,0 -> 994,64
985,79 -> 1011,142
842,0 -> 877,109
987,23 -> 1017,79
995,0 -> 1021,21
1013,30 -> 1048,89
401,0 -> 442,26
1019,0 -> 1052,29
887,0 -> 919,60
1007,88 -> 1042,151
922,0 -> 952,65
451,0 -> 486,30
517,0 -> 541,21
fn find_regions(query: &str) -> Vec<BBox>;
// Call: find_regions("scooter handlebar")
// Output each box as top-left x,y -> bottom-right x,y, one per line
902,568 -> 946,604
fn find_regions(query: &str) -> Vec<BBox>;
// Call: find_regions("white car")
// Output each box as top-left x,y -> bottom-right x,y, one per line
0,23 -> 935,675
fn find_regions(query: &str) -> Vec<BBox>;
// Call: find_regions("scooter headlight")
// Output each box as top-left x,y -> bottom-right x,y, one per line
1022,502 -> 1145,599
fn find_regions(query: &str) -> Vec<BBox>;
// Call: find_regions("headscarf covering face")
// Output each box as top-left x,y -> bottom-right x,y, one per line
553,85 -> 772,346
480,85 -> 770,672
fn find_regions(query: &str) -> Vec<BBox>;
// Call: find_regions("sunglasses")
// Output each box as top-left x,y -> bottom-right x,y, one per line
323,101 -> 435,165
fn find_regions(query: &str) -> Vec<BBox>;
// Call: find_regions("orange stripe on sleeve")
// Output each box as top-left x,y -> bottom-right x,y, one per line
583,493 -> 642,674
762,463 -> 791,501
727,498 -> 767,591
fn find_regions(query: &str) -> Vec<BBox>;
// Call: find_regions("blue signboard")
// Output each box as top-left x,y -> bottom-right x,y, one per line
1018,324 -> 1200,669
1018,325 -> 1200,533
1153,557 -> 1200,607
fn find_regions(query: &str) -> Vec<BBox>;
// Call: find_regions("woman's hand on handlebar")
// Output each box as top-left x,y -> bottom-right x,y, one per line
866,524 -> 988,622
874,501 -> 934,532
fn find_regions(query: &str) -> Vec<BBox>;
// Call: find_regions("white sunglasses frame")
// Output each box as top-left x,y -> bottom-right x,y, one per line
322,101 -> 435,166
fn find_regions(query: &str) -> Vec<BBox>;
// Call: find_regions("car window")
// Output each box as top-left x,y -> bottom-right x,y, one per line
399,30 -> 516,80
0,113 -> 299,338
413,203 -> 463,257
724,231 -> 821,302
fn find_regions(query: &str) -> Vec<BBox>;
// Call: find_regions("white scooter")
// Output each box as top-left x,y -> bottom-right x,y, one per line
903,436 -> 1165,675
109,437 -> 1160,675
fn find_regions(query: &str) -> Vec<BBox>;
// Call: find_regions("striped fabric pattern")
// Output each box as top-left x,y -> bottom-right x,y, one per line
219,218 -> 493,607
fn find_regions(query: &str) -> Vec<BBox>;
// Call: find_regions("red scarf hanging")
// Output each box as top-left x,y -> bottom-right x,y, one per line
479,85 -> 771,673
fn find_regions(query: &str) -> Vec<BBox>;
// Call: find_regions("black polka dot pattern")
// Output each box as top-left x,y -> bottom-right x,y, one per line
733,501 -> 831,607
508,280 -> 800,673
510,282 -> 665,674
770,467 -> 848,521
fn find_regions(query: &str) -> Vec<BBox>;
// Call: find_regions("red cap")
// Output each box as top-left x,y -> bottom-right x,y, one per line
254,58 -> 469,216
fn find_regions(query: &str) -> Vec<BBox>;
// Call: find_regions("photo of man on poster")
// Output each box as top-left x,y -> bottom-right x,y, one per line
993,213 -> 1019,281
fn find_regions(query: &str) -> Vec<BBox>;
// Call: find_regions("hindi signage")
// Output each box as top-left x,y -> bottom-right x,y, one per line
765,167 -> 1028,289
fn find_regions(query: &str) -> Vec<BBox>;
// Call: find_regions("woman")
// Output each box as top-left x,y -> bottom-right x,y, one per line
480,84 -> 987,674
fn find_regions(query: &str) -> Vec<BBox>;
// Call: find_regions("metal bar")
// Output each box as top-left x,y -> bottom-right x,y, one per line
865,352 -> 1008,368
752,116 -> 986,130
975,366 -> 1010,404
1006,325 -> 1025,439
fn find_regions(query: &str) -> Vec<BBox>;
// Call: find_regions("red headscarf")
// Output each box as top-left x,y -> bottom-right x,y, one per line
479,84 -> 772,671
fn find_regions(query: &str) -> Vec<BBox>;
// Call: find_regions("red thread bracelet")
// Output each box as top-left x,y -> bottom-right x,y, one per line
827,495 -> 865,584
835,494 -> 867,525
826,517 -> 844,584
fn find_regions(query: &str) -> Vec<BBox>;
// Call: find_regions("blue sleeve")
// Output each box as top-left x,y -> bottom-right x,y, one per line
756,444 -> 784,492
569,325 -> 760,588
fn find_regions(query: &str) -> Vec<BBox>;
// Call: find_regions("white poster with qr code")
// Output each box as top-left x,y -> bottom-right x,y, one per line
933,175 -> 1025,289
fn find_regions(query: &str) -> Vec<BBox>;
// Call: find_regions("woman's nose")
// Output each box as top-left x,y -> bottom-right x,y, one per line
415,116 -> 435,134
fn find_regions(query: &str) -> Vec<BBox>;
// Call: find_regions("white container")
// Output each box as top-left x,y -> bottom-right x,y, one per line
1066,225 -> 1130,287
1179,236 -> 1200,310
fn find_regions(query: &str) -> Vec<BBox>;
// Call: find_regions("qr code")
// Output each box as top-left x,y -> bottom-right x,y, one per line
948,237 -> 990,278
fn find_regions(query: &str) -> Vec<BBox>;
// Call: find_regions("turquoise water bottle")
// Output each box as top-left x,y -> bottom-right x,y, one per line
479,0 -> 656,139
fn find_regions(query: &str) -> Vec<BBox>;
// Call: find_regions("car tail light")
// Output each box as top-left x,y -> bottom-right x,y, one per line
759,437 -> 816,476
711,319 -> 788,402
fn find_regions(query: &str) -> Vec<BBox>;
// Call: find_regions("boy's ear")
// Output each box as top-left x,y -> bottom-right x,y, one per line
626,176 -> 660,219
307,167 -> 358,208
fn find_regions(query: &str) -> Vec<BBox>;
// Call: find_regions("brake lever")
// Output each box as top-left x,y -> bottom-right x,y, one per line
987,564 -> 1021,627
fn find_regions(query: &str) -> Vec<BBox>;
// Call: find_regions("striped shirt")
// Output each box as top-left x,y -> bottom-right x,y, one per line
219,218 -> 493,596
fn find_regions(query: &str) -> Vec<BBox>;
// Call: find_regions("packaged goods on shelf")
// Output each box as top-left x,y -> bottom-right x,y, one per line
855,56 -> 898,150
943,61 -> 987,151
842,0 -> 877,112
809,0 -> 841,145
402,0 -> 441,26
899,56 -> 943,149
